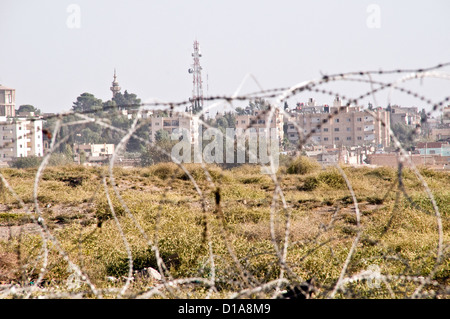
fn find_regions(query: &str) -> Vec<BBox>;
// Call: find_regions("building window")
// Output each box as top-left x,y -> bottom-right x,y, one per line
324,137 -> 329,141
335,119 -> 340,123
357,136 -> 362,140
334,128 -> 339,132
347,127 -> 351,131
334,137 -> 339,141
346,137 -> 352,140
357,118 -> 362,122
347,118 -> 351,122
324,128 -> 329,132
241,120 -> 246,124
357,127 -> 362,131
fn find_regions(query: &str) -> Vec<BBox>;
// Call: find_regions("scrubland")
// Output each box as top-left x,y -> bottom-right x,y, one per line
0,157 -> 449,298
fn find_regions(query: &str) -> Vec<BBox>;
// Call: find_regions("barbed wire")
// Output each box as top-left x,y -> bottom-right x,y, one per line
0,62 -> 449,299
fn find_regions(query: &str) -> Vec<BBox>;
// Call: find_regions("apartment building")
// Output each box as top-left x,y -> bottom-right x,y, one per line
0,85 -> 16,117
443,106 -> 450,125
235,108 -> 284,141
149,112 -> 199,144
389,105 -> 421,127
0,116 -> 44,162
285,97 -> 391,148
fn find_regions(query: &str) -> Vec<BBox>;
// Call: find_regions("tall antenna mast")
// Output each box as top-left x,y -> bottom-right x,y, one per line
188,40 -> 204,114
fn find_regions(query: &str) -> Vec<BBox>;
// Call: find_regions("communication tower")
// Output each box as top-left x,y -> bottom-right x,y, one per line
188,40 -> 204,114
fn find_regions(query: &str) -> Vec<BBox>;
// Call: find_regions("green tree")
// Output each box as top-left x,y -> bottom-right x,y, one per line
18,104 -> 41,115
64,144 -> 74,160
112,90 -> 141,110
235,107 -> 246,115
10,156 -> 42,168
72,93 -> 103,113
155,129 -> 170,143
140,129 -> 176,166
80,150 -> 86,164
248,98 -> 270,113
391,123 -> 416,151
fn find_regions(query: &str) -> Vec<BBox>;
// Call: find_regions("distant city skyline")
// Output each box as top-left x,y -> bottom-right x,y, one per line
0,0 -> 449,115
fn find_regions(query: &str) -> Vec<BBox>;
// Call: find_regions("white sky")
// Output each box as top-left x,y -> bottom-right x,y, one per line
0,0 -> 449,114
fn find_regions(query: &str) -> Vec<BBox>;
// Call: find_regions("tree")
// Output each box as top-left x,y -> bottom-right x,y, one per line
215,116 -> 229,131
112,90 -> 141,110
140,129 -> 176,166
154,129 -> 169,143
79,150 -> 86,164
10,156 -> 42,168
72,93 -> 103,113
235,107 -> 246,115
223,112 -> 236,129
126,123 -> 150,153
18,104 -> 41,115
391,123 -> 416,151
248,98 -> 270,113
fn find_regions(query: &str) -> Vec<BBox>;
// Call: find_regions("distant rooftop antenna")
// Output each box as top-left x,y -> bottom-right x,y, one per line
188,40 -> 204,114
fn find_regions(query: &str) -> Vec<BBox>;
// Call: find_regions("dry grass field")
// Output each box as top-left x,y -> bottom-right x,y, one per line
0,158 -> 449,299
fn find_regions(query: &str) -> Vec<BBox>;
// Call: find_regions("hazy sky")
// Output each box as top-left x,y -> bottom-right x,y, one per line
0,0 -> 449,114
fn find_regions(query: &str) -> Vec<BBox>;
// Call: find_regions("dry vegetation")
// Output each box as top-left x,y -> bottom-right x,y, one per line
0,157 -> 449,299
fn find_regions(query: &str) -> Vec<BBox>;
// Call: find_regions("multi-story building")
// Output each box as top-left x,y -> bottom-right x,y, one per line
235,108 -> 284,141
0,85 -> 16,117
0,117 -> 44,162
285,96 -> 391,148
389,105 -> 421,127
443,106 -> 450,125
149,112 -> 198,144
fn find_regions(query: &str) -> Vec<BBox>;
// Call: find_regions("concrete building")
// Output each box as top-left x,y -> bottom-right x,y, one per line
389,105 -> 421,128
73,143 -> 115,157
0,85 -> 16,117
443,106 -> 450,125
73,143 -> 115,164
0,116 -> 44,162
235,108 -> 284,141
430,127 -> 450,141
149,112 -> 199,144
285,97 -> 391,149
416,142 -> 450,156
